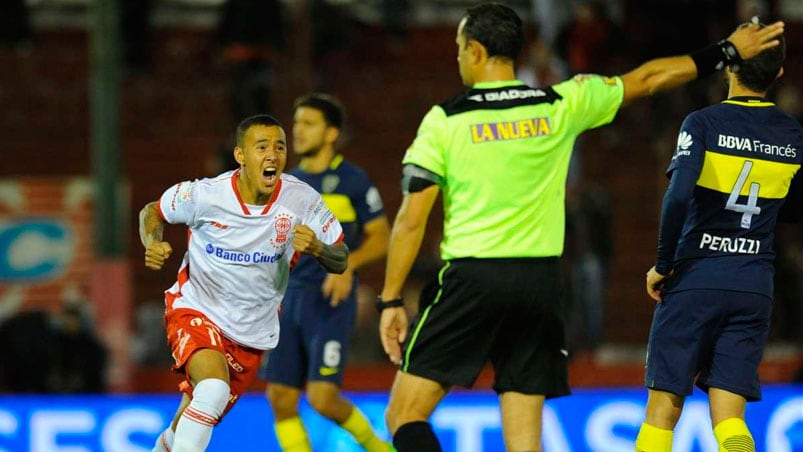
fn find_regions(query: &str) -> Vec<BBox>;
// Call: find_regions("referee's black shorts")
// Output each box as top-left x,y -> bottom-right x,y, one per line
400,257 -> 570,398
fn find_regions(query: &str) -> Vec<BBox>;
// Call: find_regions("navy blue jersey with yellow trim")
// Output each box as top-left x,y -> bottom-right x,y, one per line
289,154 -> 385,286
661,97 -> 803,296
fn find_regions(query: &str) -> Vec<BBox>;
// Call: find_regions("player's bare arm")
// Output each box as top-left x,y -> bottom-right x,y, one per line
292,224 -> 349,274
379,185 -> 439,364
139,201 -> 172,271
620,20 -> 784,105
323,215 -> 391,307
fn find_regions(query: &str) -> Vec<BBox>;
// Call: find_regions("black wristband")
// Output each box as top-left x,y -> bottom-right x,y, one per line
690,39 -> 744,78
375,296 -> 404,313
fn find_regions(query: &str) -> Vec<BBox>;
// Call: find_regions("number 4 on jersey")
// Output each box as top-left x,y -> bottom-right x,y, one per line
726,160 -> 761,229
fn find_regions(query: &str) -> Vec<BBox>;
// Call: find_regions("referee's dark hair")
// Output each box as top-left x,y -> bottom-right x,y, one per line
293,93 -> 346,131
461,2 -> 524,62
236,114 -> 283,147
735,23 -> 786,92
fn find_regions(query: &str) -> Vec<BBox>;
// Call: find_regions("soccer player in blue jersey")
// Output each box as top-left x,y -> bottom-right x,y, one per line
259,93 -> 393,452
637,23 -> 802,452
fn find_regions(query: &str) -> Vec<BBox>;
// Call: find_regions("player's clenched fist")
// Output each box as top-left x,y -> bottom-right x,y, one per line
292,224 -> 322,256
144,241 -> 172,270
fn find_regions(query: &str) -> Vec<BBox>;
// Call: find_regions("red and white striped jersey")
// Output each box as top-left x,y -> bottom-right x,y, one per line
157,169 -> 344,350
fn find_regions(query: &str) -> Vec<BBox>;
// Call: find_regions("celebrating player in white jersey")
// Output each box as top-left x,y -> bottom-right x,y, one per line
139,114 -> 348,452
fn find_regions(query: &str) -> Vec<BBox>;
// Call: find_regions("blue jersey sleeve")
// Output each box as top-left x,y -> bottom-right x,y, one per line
655,168 -> 699,274
666,113 -> 706,175
655,114 -> 706,274
779,170 -> 803,224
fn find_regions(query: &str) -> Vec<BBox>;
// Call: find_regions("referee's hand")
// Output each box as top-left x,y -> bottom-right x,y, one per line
727,20 -> 784,61
380,307 -> 408,364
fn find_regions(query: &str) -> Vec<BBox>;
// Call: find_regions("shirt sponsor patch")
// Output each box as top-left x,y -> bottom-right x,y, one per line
169,182 -> 192,212
717,134 -> 797,158
174,182 -> 193,208
312,199 -> 334,226
672,131 -> 693,160
467,88 -> 548,102
470,117 -> 552,143
205,243 -> 284,264
572,74 -> 618,87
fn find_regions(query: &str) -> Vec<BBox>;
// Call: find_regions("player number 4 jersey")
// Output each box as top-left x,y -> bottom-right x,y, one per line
666,98 -> 803,295
157,170 -> 344,350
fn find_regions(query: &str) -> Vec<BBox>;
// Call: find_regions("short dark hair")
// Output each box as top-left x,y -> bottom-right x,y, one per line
735,25 -> 785,92
293,93 -> 346,130
236,114 -> 283,146
461,3 -> 523,62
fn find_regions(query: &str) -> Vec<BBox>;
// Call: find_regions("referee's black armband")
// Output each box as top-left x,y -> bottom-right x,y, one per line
401,164 -> 442,195
690,39 -> 744,79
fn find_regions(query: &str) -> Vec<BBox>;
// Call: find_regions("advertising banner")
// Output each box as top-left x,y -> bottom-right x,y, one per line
0,386 -> 801,451
0,178 -> 94,316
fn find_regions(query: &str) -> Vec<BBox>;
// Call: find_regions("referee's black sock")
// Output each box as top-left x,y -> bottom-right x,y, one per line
393,421 -> 441,452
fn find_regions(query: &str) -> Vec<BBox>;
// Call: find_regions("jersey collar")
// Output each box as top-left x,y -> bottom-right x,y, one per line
328,153 -> 344,170
723,96 -> 774,107
472,80 -> 525,89
230,169 -> 282,215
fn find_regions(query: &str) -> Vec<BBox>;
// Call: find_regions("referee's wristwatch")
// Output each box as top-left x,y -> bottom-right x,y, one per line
375,296 -> 404,313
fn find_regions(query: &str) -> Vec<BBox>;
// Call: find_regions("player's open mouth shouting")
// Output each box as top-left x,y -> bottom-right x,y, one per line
263,167 -> 278,186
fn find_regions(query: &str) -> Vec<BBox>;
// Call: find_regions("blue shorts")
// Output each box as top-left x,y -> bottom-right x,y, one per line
258,283 -> 356,387
645,289 -> 771,401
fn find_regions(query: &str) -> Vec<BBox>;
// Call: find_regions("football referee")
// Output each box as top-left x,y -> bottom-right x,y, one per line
376,3 -> 785,451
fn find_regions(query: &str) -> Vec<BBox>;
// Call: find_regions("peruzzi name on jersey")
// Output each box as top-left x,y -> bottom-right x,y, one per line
667,98 -> 803,295
402,76 -> 623,259
158,170 -> 344,350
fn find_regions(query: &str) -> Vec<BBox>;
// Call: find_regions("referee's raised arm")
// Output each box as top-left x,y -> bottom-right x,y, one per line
619,20 -> 784,105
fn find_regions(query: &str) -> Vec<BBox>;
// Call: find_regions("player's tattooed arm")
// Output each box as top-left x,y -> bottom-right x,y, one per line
139,201 -> 164,248
292,224 -> 349,274
315,242 -> 349,274
139,201 -> 173,270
